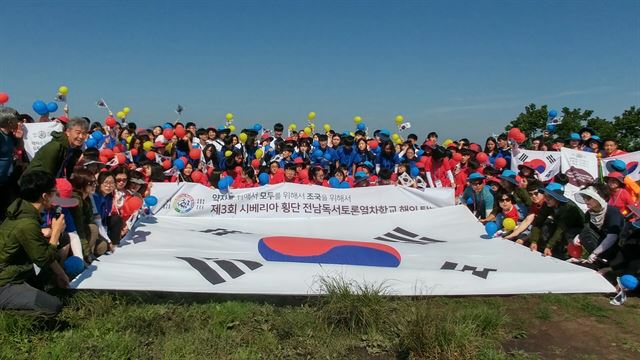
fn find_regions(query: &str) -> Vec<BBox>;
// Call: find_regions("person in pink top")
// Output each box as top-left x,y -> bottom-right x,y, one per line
605,172 -> 634,214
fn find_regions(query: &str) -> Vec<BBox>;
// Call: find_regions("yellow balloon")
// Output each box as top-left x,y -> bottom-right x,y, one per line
353,116 -> 362,124
442,139 -> 453,147
143,141 -> 153,151
308,112 -> 316,120
58,86 -> 69,95
310,123 -> 315,129
350,132 -> 355,137
289,123 -> 297,131
303,127 -> 312,135
123,107 -> 131,114
226,113 -> 234,121
503,218 -> 517,231
126,135 -> 133,147
323,124 -> 331,132
395,138 -> 403,145
395,115 -> 404,124
225,150 -> 232,157
116,111 -> 126,119
229,125 -> 236,132
392,133 -> 400,141
239,133 -> 248,143
255,149 -> 264,159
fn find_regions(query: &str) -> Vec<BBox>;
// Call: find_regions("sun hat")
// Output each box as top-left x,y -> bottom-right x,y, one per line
468,172 -> 486,182
540,182 -> 569,203
604,171 -> 625,184
52,178 -> 80,208
499,169 -> 519,186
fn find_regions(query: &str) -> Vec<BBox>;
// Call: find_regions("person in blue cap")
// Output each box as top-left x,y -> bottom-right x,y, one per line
566,132 -> 582,151
527,183 -> 584,258
462,172 -> 494,220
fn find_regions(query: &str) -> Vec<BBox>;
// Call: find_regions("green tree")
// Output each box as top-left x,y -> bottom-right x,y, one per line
553,107 -> 593,139
612,106 -> 640,151
505,103 -> 549,136
585,117 -> 617,141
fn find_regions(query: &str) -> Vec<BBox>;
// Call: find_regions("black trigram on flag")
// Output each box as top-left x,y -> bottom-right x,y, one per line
518,153 -> 529,162
440,261 -> 497,279
546,154 -> 558,164
374,227 -> 446,245
177,257 -> 262,286
199,228 -> 250,236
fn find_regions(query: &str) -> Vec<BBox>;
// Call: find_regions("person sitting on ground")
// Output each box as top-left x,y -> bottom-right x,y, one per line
0,170 -> 70,316
573,183 -> 625,268
504,180 -> 546,243
482,170 -> 530,224
528,183 -> 584,258
23,117 -> 88,180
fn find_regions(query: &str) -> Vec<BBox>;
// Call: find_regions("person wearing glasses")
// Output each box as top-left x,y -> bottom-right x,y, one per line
92,171 -> 123,254
0,171 -> 70,316
69,168 -> 104,262
528,183 -> 584,258
504,180 -> 546,243
462,173 -> 494,220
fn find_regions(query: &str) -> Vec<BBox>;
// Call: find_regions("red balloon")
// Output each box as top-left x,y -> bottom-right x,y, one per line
105,116 -> 117,128
368,140 -> 379,150
146,151 -> 157,161
251,159 -> 261,168
494,157 -> 507,169
567,243 -> 583,258
476,152 -> 489,163
112,145 -> 121,154
515,132 -> 526,144
130,148 -> 138,157
179,156 -> 188,165
508,127 -> 520,140
0,92 -> 8,105
163,128 -> 174,139
189,148 -> 202,160
116,153 -> 126,164
191,171 -> 204,183
175,127 -> 186,138
124,196 -> 143,213
162,159 -> 172,170
452,152 -> 463,162
99,155 -> 109,164
99,149 -> 114,160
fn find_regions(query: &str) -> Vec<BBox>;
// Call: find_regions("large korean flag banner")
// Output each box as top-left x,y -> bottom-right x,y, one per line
22,122 -> 64,160
601,151 -> 640,181
511,148 -> 561,181
71,205 -> 614,295
151,182 -> 455,219
560,148 -> 599,210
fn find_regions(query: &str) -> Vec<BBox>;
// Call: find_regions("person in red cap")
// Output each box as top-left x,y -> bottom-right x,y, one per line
41,178 -> 83,262
605,172 -> 634,214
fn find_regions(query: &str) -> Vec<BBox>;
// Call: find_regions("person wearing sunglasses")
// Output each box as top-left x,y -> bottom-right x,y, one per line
528,183 -> 584,258
504,180 -> 546,243
462,173 -> 494,220
69,168 -> 103,262
0,170 -> 70,316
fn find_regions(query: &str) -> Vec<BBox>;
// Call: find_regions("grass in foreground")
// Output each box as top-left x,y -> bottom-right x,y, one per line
1,282 -> 639,359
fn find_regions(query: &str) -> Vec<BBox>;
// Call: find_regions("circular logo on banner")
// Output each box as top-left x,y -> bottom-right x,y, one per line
172,193 -> 195,214
37,131 -> 47,139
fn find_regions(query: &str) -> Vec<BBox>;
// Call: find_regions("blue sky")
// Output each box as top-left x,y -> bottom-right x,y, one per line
1,0 -> 638,142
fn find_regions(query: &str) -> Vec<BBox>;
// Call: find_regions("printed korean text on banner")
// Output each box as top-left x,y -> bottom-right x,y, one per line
151,182 -> 455,218
560,147 -> 599,211
71,205 -> 614,295
511,148 -> 561,181
22,122 -> 64,160
601,151 -> 640,181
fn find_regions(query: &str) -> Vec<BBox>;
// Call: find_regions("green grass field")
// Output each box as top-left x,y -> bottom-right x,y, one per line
2,282 -> 640,359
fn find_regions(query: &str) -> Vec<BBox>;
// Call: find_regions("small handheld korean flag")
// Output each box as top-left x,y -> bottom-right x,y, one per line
176,104 -> 184,116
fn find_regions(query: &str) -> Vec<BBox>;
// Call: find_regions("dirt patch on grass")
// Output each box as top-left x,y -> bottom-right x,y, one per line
504,316 -> 639,359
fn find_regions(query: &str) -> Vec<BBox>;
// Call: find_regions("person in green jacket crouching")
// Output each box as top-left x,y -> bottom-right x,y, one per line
0,171 -> 70,316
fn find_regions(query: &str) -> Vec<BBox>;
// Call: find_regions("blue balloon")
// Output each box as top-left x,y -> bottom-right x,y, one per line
328,177 -> 340,188
225,176 -> 234,186
342,131 -> 350,137
85,138 -> 97,148
47,102 -> 58,113
548,109 -> 558,118
258,172 -> 270,186
410,167 -> 420,177
174,159 -> 185,170
357,123 -> 366,131
484,222 -> 498,237
218,178 -> 229,190
312,140 -> 320,148
163,123 -> 173,129
621,275 -> 639,290
144,196 -> 158,207
546,124 -> 557,132
340,181 -> 351,188
64,256 -> 85,277
323,153 -> 332,161
313,149 -> 323,159
32,100 -> 48,115
253,123 -> 262,131
91,131 -> 104,141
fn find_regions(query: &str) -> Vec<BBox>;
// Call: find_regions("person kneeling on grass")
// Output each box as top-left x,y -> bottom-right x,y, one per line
0,171 -> 70,316
572,183 -> 625,269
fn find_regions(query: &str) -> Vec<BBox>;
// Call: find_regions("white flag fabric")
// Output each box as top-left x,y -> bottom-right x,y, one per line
601,151 -> 640,181
71,204 -> 614,295
151,182 -> 455,218
22,122 -> 64,160
511,148 -> 561,181
560,148 -> 599,211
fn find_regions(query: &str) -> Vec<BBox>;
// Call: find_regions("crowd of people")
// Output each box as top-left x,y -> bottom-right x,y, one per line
0,106 -> 639,316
